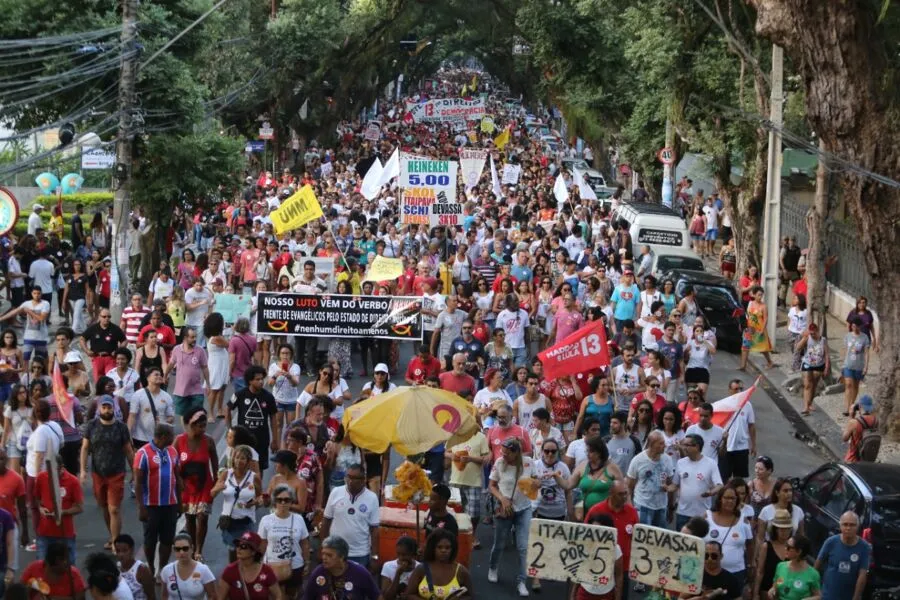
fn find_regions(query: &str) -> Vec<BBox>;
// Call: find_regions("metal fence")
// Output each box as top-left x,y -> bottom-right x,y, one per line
781,196 -> 873,307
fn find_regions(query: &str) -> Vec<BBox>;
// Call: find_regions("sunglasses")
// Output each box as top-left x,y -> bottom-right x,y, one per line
174,546 -> 191,552
705,553 -> 720,560
648,384 -> 660,388
275,497 -> 291,504
638,408 -> 651,413
236,543 -> 253,550
543,449 -> 558,454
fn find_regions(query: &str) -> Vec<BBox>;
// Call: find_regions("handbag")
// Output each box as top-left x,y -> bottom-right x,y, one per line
494,462 -> 521,519
217,470 -> 252,530
268,515 -> 296,582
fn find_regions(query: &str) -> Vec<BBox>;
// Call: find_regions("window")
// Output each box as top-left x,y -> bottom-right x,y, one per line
823,475 -> 862,517
803,466 -> 840,505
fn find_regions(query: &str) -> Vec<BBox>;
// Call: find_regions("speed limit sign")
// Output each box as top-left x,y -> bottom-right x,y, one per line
657,147 -> 675,165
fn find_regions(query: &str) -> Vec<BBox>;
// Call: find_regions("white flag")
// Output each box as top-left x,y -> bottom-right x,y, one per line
490,155 -> 503,200
360,158 -> 384,200
574,167 -> 598,200
299,98 -> 309,120
553,173 -> 569,208
378,148 -> 400,187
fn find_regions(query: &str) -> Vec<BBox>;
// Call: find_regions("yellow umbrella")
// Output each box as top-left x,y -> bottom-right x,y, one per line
342,386 -> 479,455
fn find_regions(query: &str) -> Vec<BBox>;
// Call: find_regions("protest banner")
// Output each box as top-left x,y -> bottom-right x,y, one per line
526,519 -> 617,588
400,156 -> 460,228
365,121 -> 381,141
480,115 -> 496,133
256,292 -> 423,341
630,524 -> 704,595
406,97 -> 487,123
320,161 -> 333,177
271,185 -> 323,235
309,256 -> 336,291
459,149 -> 488,191
537,318 -> 611,380
363,256 -> 404,282
214,293 -> 252,323
502,163 -> 522,185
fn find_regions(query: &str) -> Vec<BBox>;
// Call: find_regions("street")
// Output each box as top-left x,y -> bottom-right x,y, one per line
52,337 -> 826,598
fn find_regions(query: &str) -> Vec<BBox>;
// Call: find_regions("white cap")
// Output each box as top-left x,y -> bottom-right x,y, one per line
374,363 -> 389,374
33,203 -> 44,210
63,351 -> 82,364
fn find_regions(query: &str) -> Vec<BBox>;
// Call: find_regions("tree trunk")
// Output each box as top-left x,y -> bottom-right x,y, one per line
748,0 -> 900,438
805,139 -> 828,330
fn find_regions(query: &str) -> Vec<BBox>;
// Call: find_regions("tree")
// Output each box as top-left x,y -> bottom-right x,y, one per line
748,0 -> 900,436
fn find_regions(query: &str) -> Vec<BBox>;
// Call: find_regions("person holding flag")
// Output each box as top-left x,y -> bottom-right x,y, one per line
712,378 -> 759,481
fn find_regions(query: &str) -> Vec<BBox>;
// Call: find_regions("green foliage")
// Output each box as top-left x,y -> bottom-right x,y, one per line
61,192 -> 114,207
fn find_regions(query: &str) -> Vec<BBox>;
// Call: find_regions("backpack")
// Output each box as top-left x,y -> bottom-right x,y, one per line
855,416 -> 881,462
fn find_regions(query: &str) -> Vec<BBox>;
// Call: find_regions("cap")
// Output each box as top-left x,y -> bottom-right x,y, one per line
97,395 -> 116,407
237,531 -> 263,552
63,351 -> 82,364
374,363 -> 389,374
858,394 -> 875,413
33,203 -> 44,210
501,438 -> 522,451
771,508 -> 794,529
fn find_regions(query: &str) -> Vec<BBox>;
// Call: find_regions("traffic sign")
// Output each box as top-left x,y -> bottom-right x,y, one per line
259,122 -> 274,140
657,147 -> 675,165
246,140 -> 266,153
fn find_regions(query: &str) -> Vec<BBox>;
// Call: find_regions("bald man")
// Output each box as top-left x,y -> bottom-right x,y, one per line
815,511 -> 869,600
626,430 -> 676,529
585,479 -> 638,572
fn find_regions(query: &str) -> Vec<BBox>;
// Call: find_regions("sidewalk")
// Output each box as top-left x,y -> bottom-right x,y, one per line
745,309 -> 900,464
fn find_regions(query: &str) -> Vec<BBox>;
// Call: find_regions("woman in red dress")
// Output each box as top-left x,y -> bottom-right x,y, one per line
174,407 -> 218,561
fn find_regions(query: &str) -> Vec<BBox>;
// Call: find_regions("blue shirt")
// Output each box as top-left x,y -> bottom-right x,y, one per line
611,283 -> 641,320
0,508 -> 13,568
817,535 -> 870,600
511,263 -> 532,283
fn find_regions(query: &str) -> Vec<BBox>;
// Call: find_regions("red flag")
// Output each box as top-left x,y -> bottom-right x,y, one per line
537,319 -> 611,381
711,378 -> 760,429
51,362 -> 75,428
56,186 -> 62,217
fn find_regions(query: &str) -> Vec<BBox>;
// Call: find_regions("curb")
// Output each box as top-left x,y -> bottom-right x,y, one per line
745,355 -> 841,462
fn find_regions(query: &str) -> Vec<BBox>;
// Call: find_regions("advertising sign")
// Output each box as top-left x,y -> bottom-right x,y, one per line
400,157 -> 460,228
526,519 -> 617,587
630,525 -> 704,595
81,148 -> 116,170
406,97 -> 486,123
0,188 -> 20,236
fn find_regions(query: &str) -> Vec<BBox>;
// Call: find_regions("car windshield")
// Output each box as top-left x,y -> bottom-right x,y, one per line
693,284 -> 739,309
658,256 -> 705,272
587,175 -> 606,187
872,498 -> 900,540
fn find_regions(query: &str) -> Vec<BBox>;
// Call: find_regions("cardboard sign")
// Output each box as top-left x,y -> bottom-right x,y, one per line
459,149 -> 488,191
365,121 -> 382,141
213,293 -> 252,323
526,519 -> 617,587
400,157 -> 461,228
502,163 -> 522,185
363,256 -> 403,282
630,524 -> 704,595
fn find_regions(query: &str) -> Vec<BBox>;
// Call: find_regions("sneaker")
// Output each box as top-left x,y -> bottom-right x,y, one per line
25,541 -> 37,552
517,582 -> 529,597
487,568 -> 498,583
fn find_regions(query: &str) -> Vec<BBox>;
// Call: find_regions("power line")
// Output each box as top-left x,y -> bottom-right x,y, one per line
140,0 -> 230,69
0,26 -> 123,49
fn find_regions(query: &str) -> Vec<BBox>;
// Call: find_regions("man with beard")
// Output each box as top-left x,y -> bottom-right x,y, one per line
80,396 -> 133,550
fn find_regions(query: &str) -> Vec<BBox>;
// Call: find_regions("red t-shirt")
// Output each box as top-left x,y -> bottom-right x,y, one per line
793,277 -> 808,299
138,323 -> 177,346
585,500 -> 639,568
22,562 -> 86,598
0,469 -> 25,518
98,269 -> 111,298
631,392 -> 666,415
548,380 -> 579,425
405,356 -> 441,384
439,372 -> 477,398
35,470 -> 83,538
220,563 -> 278,600
486,424 -> 533,462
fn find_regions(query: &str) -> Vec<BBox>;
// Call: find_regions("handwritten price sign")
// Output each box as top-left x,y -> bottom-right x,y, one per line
629,524 -> 703,594
526,519 -> 616,586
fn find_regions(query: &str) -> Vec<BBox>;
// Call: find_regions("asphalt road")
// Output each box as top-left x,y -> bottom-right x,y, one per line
27,328 -> 824,600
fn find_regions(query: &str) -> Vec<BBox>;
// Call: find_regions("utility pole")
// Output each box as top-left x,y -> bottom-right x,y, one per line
662,115 -> 675,208
761,45 -> 784,343
111,0 -> 139,323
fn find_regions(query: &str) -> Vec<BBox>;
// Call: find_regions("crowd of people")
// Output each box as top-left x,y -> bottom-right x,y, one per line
0,69 -> 879,600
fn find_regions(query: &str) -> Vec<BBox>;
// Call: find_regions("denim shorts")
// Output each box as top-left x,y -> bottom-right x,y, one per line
842,368 -> 865,382
705,228 -> 718,240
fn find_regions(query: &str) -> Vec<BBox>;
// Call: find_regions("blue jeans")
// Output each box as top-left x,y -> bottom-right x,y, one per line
233,377 -> 247,395
638,506 -> 668,529
511,346 -> 528,368
675,513 -> 693,532
490,506 -> 533,583
37,536 -> 76,565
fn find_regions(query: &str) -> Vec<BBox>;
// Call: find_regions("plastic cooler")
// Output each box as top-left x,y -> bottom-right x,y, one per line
383,484 -> 464,513
377,506 -> 473,566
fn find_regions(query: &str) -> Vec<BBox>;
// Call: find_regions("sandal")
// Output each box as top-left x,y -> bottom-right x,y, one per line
104,540 -> 113,550
801,410 -> 810,416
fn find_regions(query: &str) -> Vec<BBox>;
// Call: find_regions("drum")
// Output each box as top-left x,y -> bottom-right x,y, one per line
377,507 -> 473,566
383,484 -> 463,513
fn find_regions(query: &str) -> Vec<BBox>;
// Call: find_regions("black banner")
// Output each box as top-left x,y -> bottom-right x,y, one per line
255,292 -> 423,341
637,228 -> 683,247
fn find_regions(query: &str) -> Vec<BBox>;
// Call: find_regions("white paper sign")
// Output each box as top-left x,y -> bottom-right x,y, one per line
502,163 -> 522,185
630,524 -> 704,595
459,149 -> 487,191
365,121 -> 381,141
526,519 -> 617,587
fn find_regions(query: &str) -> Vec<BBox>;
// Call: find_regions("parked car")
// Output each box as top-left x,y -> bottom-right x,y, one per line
793,462 -> 900,595
661,269 -> 745,351
649,248 -> 705,279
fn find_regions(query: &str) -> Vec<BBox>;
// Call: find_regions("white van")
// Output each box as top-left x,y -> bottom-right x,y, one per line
612,201 -> 691,254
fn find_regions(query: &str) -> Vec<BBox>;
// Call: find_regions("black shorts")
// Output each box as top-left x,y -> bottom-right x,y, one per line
684,367 -> 710,385
802,365 -> 826,372
143,504 -> 179,547
365,453 -> 382,480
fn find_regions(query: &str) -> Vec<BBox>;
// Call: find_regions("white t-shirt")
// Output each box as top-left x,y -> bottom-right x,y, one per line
675,456 -> 723,517
361,381 -> 397,397
703,205 -> 720,229
579,544 -> 622,596
758,503 -> 804,538
495,308 -> 530,349
25,421 -> 63,477
267,362 -> 303,405
788,307 -> 808,335
566,439 -> 587,466
725,402 -> 755,452
685,424 -> 725,461
297,378 -> 350,420
106,367 -> 141,406
473,387 -> 512,416
28,259 -> 55,294
159,561 -> 216,600
184,288 -> 212,327
21,300 -> 51,343
381,559 -> 420,588
149,277 -> 175,301
258,512 -> 310,568
323,486 -> 380,557
111,578 -> 134,600
704,510 -> 753,573
422,293 -> 446,332
489,456 -> 536,512
129,388 -> 175,443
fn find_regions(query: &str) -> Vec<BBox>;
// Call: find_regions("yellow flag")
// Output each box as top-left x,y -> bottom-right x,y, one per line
270,185 -> 323,235
470,73 -> 478,90
460,84 -> 468,97
493,128 -> 510,150
363,256 -> 404,282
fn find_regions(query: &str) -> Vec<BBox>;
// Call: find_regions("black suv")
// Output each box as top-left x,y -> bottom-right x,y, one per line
661,269 -> 745,352
793,462 -> 900,594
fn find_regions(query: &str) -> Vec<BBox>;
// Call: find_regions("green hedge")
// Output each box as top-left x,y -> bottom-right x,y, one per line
61,192 -> 113,208
14,212 -> 73,239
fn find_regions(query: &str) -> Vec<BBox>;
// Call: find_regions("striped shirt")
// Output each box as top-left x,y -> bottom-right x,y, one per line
121,305 -> 151,343
133,442 -> 179,506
